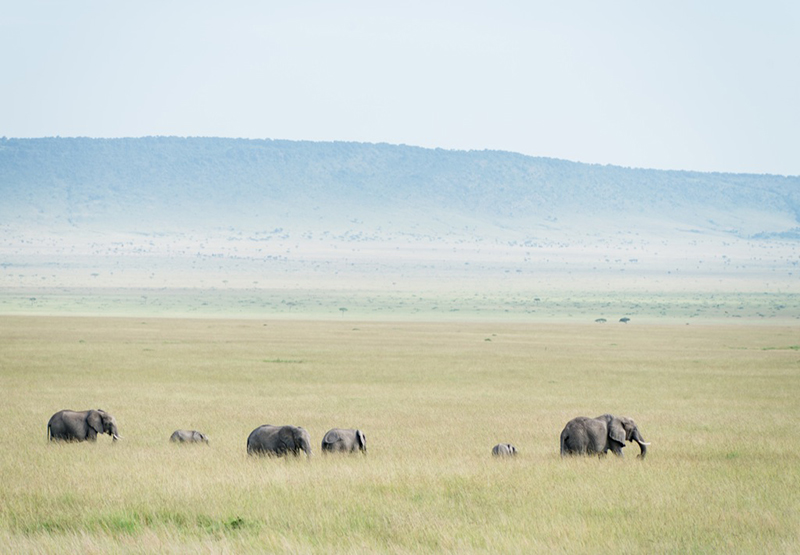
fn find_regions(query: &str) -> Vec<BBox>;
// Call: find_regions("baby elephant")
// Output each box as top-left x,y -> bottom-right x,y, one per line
492,443 -> 518,457
321,428 -> 367,454
170,429 -> 209,444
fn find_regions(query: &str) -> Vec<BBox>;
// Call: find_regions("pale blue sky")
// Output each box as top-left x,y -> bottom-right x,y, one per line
2,1 -> 798,175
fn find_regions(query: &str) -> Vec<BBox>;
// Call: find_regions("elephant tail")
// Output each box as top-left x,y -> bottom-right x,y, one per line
47,423 -> 51,442
559,429 -> 569,457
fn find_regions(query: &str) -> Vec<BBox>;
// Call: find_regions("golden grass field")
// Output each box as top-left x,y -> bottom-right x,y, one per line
1,315 -> 798,553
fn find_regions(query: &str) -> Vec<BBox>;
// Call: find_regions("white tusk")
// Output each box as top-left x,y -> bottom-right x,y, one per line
113,435 -> 122,440
639,441 -> 651,445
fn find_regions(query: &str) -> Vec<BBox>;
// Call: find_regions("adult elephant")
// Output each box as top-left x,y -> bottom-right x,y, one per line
170,429 -> 209,444
560,414 -> 649,458
492,443 -> 517,457
47,409 -> 121,443
247,425 -> 312,458
321,428 -> 366,454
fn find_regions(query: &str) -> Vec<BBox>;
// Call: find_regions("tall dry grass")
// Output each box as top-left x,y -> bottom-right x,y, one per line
0,316 -> 798,552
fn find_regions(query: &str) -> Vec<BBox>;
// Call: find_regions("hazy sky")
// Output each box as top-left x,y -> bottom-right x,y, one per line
2,1 -> 798,175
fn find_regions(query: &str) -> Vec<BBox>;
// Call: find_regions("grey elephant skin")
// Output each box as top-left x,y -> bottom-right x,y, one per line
560,414 -> 649,458
321,428 -> 366,454
47,409 -> 121,442
492,443 -> 517,457
247,425 -> 312,457
170,429 -> 209,444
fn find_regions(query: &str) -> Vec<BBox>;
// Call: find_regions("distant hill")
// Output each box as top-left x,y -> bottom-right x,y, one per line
1,136 -> 798,241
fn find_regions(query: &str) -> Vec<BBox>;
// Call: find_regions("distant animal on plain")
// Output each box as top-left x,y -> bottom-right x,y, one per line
492,443 -> 517,457
321,428 -> 366,454
247,425 -> 312,458
47,409 -> 121,443
170,429 -> 209,444
560,414 -> 648,458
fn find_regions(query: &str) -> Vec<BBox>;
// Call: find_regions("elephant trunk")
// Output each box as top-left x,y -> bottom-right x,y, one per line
632,428 -> 649,458
111,423 -> 121,441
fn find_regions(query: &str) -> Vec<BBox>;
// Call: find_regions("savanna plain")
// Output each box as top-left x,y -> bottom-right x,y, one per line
1,315 -> 798,553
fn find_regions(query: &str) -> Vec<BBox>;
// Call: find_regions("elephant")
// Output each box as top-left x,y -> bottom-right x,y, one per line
47,409 -> 121,443
560,414 -> 649,458
321,428 -> 366,454
170,429 -> 209,444
247,425 -> 312,458
492,443 -> 517,457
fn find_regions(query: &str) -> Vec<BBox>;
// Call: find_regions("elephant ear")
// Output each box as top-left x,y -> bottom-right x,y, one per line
325,429 -> 341,443
278,426 -> 294,448
87,411 -> 104,434
608,418 -> 626,444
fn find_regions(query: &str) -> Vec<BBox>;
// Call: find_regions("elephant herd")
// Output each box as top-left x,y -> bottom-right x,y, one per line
47,409 -> 649,459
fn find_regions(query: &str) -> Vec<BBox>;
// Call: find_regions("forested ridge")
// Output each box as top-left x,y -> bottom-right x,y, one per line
1,137 -> 798,239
